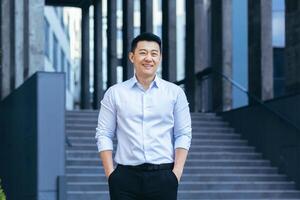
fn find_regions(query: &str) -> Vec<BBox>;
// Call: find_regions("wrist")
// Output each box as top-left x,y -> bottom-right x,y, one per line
105,168 -> 114,178
173,166 -> 183,174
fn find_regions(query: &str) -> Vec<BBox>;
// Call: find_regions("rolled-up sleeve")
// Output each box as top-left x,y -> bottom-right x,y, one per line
95,87 -> 117,152
173,88 -> 192,150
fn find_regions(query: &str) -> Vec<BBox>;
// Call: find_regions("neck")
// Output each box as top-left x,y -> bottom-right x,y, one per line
135,74 -> 156,90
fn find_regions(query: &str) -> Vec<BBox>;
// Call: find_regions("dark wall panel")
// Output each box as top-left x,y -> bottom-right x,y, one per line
0,72 -> 65,200
220,94 -> 300,188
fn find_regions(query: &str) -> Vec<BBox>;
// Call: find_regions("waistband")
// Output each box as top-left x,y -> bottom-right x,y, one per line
118,163 -> 174,171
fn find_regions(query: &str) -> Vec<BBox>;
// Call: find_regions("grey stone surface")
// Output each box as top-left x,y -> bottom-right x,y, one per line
1,0 -> 12,99
162,0 -> 177,82
222,0 -> 233,111
285,0 -> 300,94
0,72 -> 65,200
1,0 -> 45,99
210,0 -> 233,111
261,0 -> 273,100
14,0 -> 24,88
248,0 -> 273,102
27,0 -> 45,76
80,6 -> 90,109
65,110 -> 300,200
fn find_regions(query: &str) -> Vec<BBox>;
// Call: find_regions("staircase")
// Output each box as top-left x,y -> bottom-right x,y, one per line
65,110 -> 300,200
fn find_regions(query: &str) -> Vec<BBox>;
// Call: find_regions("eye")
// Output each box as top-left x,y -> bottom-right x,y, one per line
151,52 -> 158,57
139,51 -> 146,55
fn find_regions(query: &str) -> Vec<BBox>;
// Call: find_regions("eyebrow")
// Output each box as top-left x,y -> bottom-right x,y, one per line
138,49 -> 159,52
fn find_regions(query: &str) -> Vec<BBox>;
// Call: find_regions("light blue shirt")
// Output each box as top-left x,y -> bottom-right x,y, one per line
95,75 -> 192,165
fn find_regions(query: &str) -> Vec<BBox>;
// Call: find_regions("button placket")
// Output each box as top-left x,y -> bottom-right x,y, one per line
142,92 -> 147,162
143,91 -> 153,162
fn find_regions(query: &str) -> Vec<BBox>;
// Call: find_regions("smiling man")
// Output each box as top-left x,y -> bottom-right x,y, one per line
95,32 -> 192,200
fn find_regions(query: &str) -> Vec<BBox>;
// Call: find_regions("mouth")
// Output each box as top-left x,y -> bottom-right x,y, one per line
143,64 -> 153,70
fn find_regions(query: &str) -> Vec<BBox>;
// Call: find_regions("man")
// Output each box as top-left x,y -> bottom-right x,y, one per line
95,32 -> 192,200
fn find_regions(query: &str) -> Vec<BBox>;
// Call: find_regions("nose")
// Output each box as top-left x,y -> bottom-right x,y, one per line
144,53 -> 152,62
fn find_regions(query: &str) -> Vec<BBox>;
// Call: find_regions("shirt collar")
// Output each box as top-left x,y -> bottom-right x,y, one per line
129,74 -> 160,89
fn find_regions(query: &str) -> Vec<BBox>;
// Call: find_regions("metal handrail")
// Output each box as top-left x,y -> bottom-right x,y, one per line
176,67 -> 300,133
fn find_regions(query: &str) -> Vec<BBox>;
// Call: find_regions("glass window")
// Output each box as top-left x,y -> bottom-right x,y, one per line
272,11 -> 285,47
134,0 -> 140,11
272,0 -> 285,47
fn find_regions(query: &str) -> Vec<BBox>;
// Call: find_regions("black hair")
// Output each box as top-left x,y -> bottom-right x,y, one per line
130,32 -> 162,53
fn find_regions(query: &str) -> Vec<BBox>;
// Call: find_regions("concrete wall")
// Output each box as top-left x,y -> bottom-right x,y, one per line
0,72 -> 65,200
1,0 -> 45,99
285,1 -> 300,94
219,94 -> 300,188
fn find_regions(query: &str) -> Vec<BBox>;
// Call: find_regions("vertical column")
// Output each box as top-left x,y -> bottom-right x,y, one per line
185,0 -> 202,112
1,0 -> 45,99
23,0 -> 29,79
107,0 -> 117,87
285,1 -> 300,94
14,0 -> 24,88
93,0 -> 103,109
162,0 -> 176,82
222,0 -> 233,111
80,5 -> 90,109
0,0 -> 2,99
10,0 -> 15,90
140,0 -> 153,33
26,0 -> 45,77
1,0 -> 12,99
122,0 -> 134,80
210,0 -> 222,111
210,0 -> 232,111
248,0 -> 273,102
198,0 -> 212,112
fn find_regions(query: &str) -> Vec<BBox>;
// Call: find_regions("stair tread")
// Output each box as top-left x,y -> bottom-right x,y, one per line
65,111 -> 300,200
67,181 -> 295,185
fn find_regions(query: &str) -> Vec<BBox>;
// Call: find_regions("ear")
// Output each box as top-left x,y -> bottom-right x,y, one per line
128,52 -> 134,63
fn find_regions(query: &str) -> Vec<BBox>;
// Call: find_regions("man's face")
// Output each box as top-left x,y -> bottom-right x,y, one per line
129,41 -> 161,79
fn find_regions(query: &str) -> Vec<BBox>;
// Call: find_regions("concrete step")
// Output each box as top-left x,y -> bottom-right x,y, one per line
67,190 -> 300,200
66,129 -> 241,140
66,112 -> 218,117
67,135 -> 247,145
66,150 -> 263,160
66,181 -> 296,191
67,137 -> 248,146
192,127 -> 236,133
66,121 -> 230,128
67,191 -> 109,200
191,121 -> 229,126
66,126 -> 235,134
177,190 -> 300,199
66,158 -> 271,167
66,166 -> 278,174
66,112 -> 222,121
66,144 -> 256,153
191,139 -> 248,146
66,173 -> 289,182
67,132 -> 241,140
65,111 -> 300,200
178,182 -> 296,190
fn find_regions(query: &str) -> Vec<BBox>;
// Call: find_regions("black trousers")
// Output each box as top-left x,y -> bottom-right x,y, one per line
108,163 -> 178,200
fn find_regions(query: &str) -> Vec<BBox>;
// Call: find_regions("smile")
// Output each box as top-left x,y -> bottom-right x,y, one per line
143,64 -> 153,69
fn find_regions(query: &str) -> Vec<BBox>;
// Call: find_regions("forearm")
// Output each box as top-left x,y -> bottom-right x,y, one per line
100,150 -> 114,178
173,148 -> 188,181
